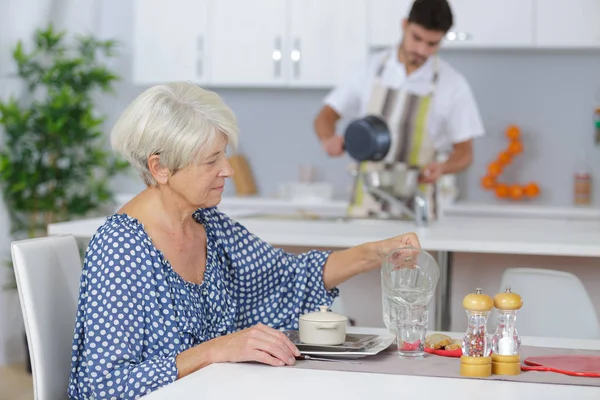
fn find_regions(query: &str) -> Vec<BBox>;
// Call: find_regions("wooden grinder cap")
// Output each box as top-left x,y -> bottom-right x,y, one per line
462,288 -> 493,312
494,286 -> 523,311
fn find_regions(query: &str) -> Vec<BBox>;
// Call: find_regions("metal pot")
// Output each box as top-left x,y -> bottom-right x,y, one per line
343,115 -> 391,162
362,164 -> 420,199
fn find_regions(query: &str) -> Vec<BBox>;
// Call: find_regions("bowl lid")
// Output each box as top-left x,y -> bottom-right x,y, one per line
300,305 -> 347,322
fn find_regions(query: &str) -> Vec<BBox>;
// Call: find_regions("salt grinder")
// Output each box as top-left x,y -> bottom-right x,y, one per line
460,288 -> 493,377
491,286 -> 523,375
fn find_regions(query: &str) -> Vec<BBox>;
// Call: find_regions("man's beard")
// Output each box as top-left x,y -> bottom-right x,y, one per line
406,52 -> 426,67
400,43 -> 427,67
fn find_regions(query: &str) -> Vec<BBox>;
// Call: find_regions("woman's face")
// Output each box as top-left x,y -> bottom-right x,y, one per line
167,134 -> 234,209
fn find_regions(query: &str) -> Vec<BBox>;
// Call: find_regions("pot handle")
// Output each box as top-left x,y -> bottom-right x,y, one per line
315,323 -> 339,330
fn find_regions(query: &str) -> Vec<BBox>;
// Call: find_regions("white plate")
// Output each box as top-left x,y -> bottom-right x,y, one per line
300,335 -> 396,359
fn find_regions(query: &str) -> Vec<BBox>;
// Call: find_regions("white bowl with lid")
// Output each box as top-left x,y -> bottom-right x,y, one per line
299,305 -> 347,345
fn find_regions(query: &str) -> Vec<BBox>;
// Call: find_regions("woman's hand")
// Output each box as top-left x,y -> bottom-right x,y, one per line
209,323 -> 300,367
322,232 -> 422,289
374,232 -> 421,260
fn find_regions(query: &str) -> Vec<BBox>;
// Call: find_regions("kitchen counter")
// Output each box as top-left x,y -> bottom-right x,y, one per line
48,196 -> 600,332
49,210 -> 600,257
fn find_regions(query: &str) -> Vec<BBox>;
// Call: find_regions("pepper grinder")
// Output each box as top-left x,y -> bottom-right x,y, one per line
491,286 -> 523,375
460,288 -> 493,377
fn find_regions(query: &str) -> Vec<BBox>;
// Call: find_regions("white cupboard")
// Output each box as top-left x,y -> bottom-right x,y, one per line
133,0 -> 367,88
209,0 -> 287,87
288,0 -> 367,87
366,0 -> 535,49
535,0 -> 600,48
132,0 -> 209,85
366,0 -> 412,49
444,0 -> 534,48
132,0 -> 600,88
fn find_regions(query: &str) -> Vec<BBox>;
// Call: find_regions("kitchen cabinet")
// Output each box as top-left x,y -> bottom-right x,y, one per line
288,0 -> 367,87
535,0 -> 600,48
366,0 -> 413,49
132,0 -> 209,85
132,0 -> 367,88
366,0 -> 535,49
444,0 -> 534,48
209,0 -> 287,87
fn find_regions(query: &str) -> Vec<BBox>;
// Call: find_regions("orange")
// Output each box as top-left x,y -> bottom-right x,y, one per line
495,183 -> 509,198
481,175 -> 496,189
506,125 -> 520,141
497,151 -> 512,166
509,185 -> 524,200
524,182 -> 540,197
487,162 -> 503,177
508,141 -> 523,155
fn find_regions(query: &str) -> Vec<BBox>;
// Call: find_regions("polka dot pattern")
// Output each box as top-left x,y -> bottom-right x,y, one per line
68,207 -> 338,399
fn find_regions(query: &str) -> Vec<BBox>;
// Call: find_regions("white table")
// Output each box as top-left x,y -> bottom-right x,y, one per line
142,328 -> 600,400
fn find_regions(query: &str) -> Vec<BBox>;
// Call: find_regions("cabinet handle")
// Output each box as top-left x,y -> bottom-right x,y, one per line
445,31 -> 472,41
197,36 -> 204,78
273,36 -> 282,78
291,38 -> 301,79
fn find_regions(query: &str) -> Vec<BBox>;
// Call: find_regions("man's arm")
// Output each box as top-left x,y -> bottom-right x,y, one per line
421,76 -> 484,183
314,56 -> 368,157
314,105 -> 340,142
443,139 -> 473,174
314,105 -> 345,157
420,139 -> 473,184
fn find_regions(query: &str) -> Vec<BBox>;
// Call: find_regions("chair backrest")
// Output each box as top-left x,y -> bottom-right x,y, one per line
11,235 -> 82,400
495,267 -> 600,339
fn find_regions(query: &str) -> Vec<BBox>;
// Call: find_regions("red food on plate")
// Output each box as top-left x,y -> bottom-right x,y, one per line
425,347 -> 462,358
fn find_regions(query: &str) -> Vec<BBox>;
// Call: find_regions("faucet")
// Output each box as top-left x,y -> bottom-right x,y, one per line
364,184 -> 430,227
413,190 -> 430,227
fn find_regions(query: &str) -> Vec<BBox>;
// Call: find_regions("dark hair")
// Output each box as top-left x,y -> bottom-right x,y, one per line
408,0 -> 453,33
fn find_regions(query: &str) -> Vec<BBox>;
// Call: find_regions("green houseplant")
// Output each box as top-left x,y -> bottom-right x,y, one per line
0,23 -> 129,372
0,24 -> 129,284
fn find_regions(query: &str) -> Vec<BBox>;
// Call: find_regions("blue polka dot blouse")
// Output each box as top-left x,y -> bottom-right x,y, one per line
68,207 -> 338,399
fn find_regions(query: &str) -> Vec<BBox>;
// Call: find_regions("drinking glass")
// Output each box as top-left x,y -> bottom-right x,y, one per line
381,246 -> 440,358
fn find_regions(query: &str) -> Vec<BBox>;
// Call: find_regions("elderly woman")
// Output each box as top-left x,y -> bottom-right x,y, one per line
68,82 -> 420,399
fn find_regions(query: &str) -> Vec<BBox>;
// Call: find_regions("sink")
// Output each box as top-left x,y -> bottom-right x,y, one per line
241,213 -> 412,224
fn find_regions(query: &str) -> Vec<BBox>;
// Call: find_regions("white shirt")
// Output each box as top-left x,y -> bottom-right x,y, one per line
324,48 -> 485,155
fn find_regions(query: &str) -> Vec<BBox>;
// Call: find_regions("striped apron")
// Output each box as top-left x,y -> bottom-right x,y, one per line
348,52 -> 439,220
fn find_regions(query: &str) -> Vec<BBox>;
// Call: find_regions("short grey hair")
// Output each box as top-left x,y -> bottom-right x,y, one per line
110,82 -> 239,186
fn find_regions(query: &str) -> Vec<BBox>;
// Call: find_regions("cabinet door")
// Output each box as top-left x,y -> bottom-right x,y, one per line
535,0 -> 600,48
444,0 -> 534,48
209,0 -> 287,87
289,0 -> 367,87
132,0 -> 208,85
366,0 -> 413,49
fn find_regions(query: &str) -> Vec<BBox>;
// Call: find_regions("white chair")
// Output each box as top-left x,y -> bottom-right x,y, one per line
495,267 -> 600,339
11,235 -> 82,400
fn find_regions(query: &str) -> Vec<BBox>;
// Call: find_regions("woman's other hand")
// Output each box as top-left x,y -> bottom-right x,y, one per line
209,323 -> 300,367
